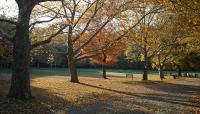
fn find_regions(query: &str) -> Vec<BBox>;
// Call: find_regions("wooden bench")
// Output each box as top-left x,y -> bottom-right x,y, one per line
125,73 -> 133,80
169,73 -> 178,79
183,73 -> 199,78
195,74 -> 199,78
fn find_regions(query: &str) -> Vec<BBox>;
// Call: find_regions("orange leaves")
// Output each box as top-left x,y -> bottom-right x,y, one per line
82,26 -> 125,66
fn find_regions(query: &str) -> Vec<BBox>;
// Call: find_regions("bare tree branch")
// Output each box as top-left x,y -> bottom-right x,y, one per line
29,10 -> 60,28
74,6 -> 163,60
0,18 -> 17,25
72,0 -> 97,29
74,20 -> 110,54
72,1 -> 101,42
31,24 -> 67,49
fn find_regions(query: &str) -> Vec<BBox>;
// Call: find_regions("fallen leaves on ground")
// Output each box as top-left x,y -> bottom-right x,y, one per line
0,76 -> 199,114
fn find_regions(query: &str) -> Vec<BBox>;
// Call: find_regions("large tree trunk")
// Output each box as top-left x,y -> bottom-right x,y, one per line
102,64 -> 107,79
8,2 -> 34,99
178,65 -> 182,76
102,53 -> 107,79
157,53 -> 164,80
68,58 -> 78,83
143,64 -> 148,80
68,26 -> 79,83
143,51 -> 148,80
159,65 -> 164,80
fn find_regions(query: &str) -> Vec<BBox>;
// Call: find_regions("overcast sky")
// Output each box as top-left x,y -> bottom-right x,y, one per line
0,0 -> 18,17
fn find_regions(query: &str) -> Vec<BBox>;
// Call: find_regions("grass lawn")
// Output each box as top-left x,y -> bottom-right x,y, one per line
0,68 -> 160,77
1,68 -> 199,78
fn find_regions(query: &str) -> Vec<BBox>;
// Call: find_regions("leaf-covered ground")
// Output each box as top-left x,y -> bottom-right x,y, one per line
0,76 -> 200,114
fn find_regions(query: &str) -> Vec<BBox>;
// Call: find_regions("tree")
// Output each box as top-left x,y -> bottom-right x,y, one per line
125,11 -> 161,80
82,27 -> 124,79
0,0 -> 65,100
52,0 -> 160,82
0,16 -> 14,61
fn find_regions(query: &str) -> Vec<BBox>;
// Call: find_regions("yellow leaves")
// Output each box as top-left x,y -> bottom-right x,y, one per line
47,54 -> 54,64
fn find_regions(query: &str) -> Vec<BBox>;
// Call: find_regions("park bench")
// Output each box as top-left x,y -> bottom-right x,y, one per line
183,73 -> 199,78
169,73 -> 178,79
125,73 -> 133,80
195,74 -> 199,78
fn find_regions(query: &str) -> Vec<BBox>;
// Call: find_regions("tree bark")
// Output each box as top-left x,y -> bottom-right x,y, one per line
178,65 -> 182,76
67,26 -> 79,83
159,65 -> 164,80
143,51 -> 148,80
102,64 -> 107,79
102,53 -> 107,79
68,58 -> 78,83
8,2 -> 34,99
143,64 -> 148,80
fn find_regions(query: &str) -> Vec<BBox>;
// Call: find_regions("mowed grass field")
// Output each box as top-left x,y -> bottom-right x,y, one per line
0,68 -> 159,77
0,68 -> 199,79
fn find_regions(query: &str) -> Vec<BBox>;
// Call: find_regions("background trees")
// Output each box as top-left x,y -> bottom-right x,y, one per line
125,12 -> 161,80
50,0 -> 161,82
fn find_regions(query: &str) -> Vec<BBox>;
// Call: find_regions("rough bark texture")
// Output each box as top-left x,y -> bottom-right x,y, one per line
143,65 -> 148,80
68,59 -> 78,83
102,64 -> 107,79
143,50 -> 148,80
159,65 -> 164,80
7,0 -> 63,100
102,53 -> 107,79
8,1 -> 34,99
68,26 -> 79,83
178,65 -> 182,76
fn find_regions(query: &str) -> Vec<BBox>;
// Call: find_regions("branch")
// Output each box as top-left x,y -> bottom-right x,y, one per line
34,0 -> 64,5
29,11 -> 59,28
75,6 -> 163,59
99,8 -> 163,53
74,20 -> 110,54
75,53 -> 100,61
31,24 -> 67,49
72,1 -> 101,42
0,28 -> 13,42
0,18 -> 17,25
72,0 -> 97,28
38,4 -> 66,17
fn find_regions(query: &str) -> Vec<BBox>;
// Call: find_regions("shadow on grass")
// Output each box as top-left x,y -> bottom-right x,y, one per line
80,82 -> 200,108
0,79 -> 147,114
123,80 -> 200,95
0,81 -> 72,113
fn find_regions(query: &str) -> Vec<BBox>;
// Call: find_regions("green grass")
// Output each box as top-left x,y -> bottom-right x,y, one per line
0,68 -> 157,77
0,68 -> 199,78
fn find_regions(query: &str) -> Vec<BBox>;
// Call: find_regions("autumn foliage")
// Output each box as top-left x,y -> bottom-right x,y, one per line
82,27 -> 124,66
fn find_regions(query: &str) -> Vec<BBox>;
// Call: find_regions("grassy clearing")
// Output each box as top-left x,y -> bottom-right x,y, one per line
1,68 -> 200,78
0,68 -> 160,77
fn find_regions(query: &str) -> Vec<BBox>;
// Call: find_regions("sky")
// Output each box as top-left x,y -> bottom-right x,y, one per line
0,0 -> 18,17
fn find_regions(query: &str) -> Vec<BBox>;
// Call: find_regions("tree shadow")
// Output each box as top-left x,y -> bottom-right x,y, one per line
1,77 -> 199,114
79,82 -> 200,109
0,79 -> 104,114
123,80 -> 200,95
0,78 -> 153,114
